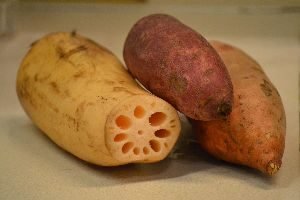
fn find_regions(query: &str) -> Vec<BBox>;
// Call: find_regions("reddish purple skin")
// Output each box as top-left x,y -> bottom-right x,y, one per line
123,14 -> 233,120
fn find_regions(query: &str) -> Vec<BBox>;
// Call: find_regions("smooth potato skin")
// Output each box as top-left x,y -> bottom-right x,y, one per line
124,14 -> 233,121
193,41 -> 286,175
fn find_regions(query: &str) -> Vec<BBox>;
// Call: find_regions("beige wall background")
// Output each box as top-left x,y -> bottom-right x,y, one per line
17,0 -> 300,6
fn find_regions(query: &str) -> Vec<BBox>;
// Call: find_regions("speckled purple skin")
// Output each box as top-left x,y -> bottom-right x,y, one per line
123,14 -> 233,120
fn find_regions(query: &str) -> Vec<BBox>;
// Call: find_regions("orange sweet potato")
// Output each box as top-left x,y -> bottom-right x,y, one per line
192,41 -> 286,175
123,14 -> 233,121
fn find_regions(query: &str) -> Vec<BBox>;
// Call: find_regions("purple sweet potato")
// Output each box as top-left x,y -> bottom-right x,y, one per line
123,14 -> 233,120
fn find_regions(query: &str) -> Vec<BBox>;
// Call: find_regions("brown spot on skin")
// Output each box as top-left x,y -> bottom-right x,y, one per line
73,70 -> 85,79
274,87 -> 281,97
260,79 -> 273,97
50,81 -> 60,94
104,80 -> 115,85
84,38 -> 113,55
20,77 -> 29,97
17,76 -> 38,109
56,46 -> 65,58
169,74 -> 187,93
35,90 -> 59,113
97,96 -> 108,103
75,101 -> 86,119
252,66 -> 265,74
53,107 -> 59,113
217,102 -> 232,117
65,46 -> 87,59
34,74 -> 38,82
74,101 -> 95,132
57,45 -> 87,60
30,39 -> 39,47
243,74 -> 256,79
71,30 -> 77,37
64,114 -> 78,132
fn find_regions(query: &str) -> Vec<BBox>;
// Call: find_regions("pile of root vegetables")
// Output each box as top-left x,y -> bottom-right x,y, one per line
16,14 -> 285,176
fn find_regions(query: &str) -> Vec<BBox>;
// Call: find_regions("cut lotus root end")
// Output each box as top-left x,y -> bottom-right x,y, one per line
105,95 -> 181,164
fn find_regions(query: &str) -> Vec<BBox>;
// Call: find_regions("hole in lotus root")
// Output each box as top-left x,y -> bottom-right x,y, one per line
133,147 -> 140,155
115,115 -> 131,130
149,112 -> 166,126
143,147 -> 150,154
134,106 -> 145,118
114,133 -> 128,142
122,142 -> 134,153
154,129 -> 170,138
149,140 -> 161,152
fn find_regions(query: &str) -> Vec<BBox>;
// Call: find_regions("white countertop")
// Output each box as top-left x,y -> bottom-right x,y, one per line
0,3 -> 299,200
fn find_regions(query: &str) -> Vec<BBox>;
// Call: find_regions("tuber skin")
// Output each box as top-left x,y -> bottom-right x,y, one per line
16,32 -> 181,166
123,14 -> 233,121
192,41 -> 286,175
